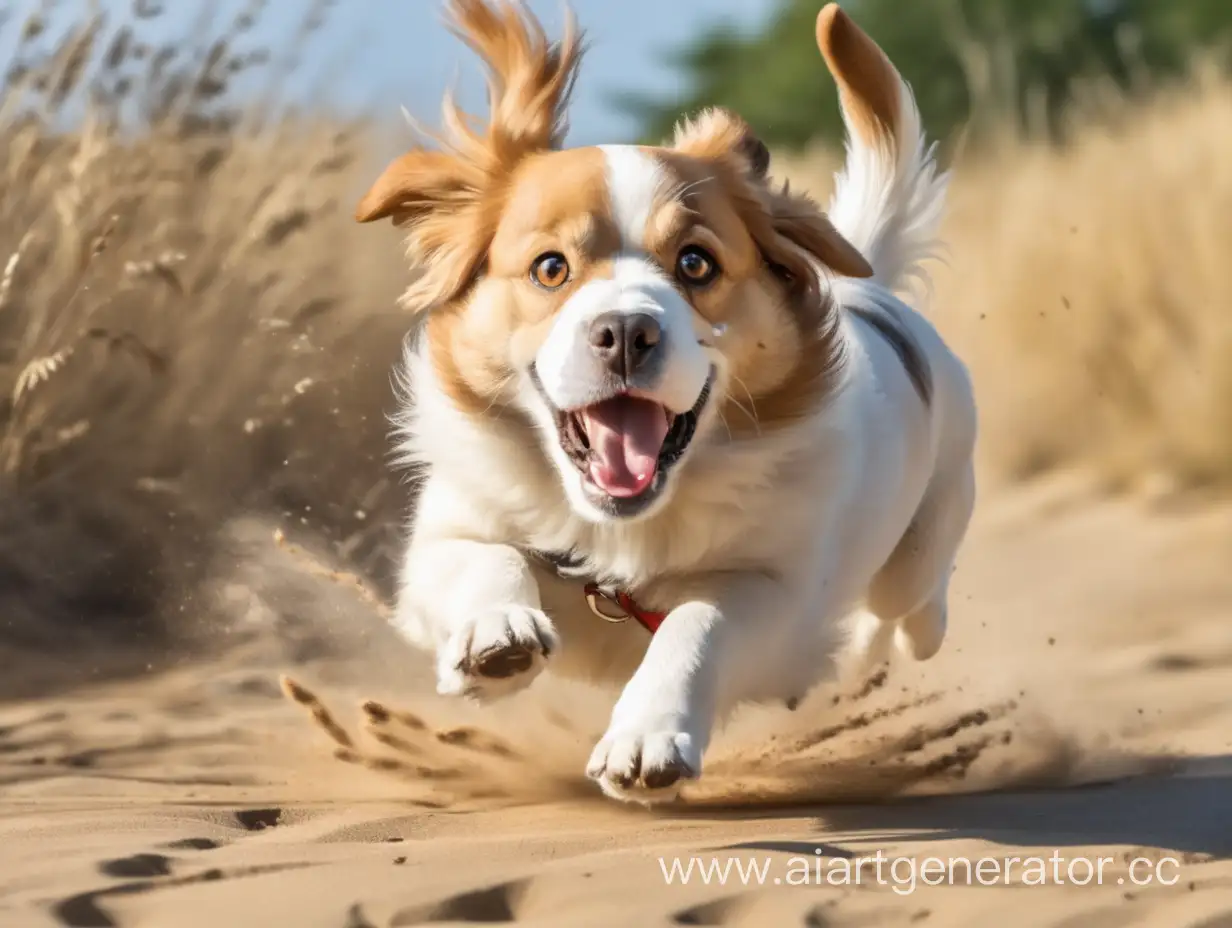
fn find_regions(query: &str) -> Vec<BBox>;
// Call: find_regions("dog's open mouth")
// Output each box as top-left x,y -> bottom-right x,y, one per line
554,375 -> 712,503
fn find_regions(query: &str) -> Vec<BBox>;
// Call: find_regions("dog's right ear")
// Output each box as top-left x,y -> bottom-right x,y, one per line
355,149 -> 493,310
355,150 -> 475,226
353,0 -> 585,311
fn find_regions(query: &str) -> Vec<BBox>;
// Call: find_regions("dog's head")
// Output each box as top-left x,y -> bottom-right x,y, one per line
358,0 -> 872,523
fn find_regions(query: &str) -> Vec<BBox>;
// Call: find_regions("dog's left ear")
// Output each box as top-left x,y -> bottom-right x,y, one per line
673,108 -> 771,183
759,184 -> 873,283
672,107 -> 872,282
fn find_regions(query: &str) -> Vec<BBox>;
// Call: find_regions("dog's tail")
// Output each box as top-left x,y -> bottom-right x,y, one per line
816,4 -> 947,297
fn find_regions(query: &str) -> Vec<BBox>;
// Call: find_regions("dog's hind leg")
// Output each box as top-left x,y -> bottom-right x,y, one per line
867,459 -> 975,661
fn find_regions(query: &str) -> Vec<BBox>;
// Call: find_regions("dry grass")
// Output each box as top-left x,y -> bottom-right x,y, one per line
776,65 -> 1232,495
0,4 -> 1226,693
944,72 -> 1232,493
0,2 -> 412,683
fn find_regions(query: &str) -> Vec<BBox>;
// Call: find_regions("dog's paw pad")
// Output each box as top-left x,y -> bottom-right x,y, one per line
473,642 -> 535,680
586,729 -> 699,804
437,606 -> 557,702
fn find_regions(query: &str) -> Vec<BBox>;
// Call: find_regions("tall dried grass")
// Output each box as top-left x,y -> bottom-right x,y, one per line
0,1 -> 411,688
943,70 -> 1232,493
0,3 -> 1225,695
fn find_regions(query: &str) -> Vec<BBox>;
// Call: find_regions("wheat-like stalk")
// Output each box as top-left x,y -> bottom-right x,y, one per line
10,323 -> 167,408
0,232 -> 33,311
11,347 -> 75,405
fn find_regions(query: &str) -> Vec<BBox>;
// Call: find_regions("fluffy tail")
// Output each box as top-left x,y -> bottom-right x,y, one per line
815,4 -> 948,296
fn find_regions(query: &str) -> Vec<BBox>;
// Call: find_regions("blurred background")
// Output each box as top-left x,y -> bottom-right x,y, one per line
1,0 -> 1231,700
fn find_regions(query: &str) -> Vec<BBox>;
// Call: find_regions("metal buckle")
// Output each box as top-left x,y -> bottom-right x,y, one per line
584,585 -> 629,623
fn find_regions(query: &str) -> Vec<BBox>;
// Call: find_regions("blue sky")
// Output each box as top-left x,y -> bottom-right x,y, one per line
4,0 -> 778,145
286,0 -> 777,143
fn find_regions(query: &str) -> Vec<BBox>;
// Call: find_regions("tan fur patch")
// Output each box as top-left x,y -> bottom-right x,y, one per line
425,309 -> 496,418
718,292 -> 846,440
446,0 -> 583,161
488,149 -> 619,279
426,148 -> 625,414
672,109 -> 761,171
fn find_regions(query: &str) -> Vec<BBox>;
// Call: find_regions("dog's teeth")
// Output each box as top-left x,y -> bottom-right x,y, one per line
711,323 -> 728,338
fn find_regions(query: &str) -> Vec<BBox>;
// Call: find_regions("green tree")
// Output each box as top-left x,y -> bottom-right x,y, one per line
621,0 -> 1232,151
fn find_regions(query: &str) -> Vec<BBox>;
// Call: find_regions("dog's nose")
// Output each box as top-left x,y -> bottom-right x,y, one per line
588,312 -> 662,379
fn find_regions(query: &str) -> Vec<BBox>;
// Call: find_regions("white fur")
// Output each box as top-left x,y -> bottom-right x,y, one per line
598,144 -> 664,249
390,52 -> 976,804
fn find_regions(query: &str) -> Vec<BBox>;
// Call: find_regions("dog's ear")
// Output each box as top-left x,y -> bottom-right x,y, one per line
354,1 -> 585,310
355,149 -> 493,310
758,184 -> 873,284
355,150 -> 477,226
672,107 -> 770,183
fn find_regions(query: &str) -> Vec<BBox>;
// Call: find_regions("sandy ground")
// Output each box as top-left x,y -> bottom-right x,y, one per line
2,475 -> 1232,927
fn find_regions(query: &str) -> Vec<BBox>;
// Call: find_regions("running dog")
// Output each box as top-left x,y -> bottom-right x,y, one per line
355,0 -> 976,803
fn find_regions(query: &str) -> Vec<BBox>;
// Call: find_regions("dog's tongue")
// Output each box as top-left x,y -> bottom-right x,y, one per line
579,397 -> 670,498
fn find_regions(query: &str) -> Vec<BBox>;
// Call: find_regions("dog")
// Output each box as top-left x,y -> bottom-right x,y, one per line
354,0 -> 976,804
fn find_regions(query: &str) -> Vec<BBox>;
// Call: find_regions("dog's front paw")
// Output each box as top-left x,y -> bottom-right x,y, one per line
436,605 -> 558,702
586,725 -> 701,804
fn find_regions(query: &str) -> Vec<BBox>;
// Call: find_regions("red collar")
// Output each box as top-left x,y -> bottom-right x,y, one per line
583,582 -> 667,634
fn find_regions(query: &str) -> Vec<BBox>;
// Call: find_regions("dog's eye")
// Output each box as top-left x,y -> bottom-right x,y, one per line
530,252 -> 570,290
676,246 -> 720,287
